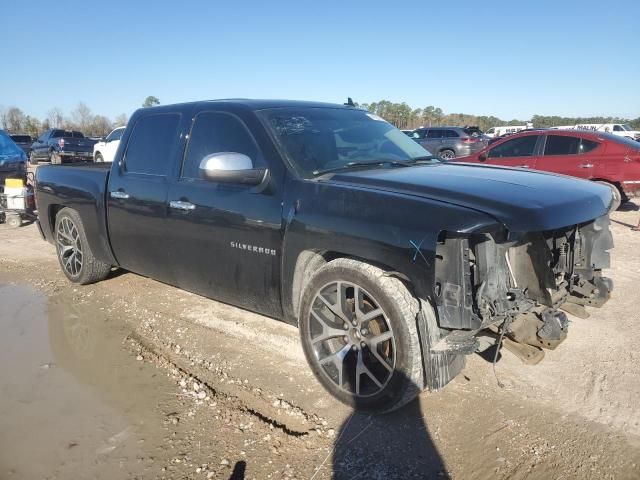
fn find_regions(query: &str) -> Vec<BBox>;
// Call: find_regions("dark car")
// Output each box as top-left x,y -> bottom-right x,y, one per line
30,129 -> 96,164
0,130 -> 27,188
456,129 -> 640,209
411,126 -> 488,160
34,99 -> 614,413
10,134 -> 34,156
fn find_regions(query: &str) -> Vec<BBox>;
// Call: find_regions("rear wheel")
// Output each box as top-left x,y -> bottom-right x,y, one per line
54,208 -> 111,284
299,258 -> 424,413
438,149 -> 456,161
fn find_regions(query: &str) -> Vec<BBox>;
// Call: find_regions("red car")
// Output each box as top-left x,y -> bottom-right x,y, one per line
456,129 -> 640,208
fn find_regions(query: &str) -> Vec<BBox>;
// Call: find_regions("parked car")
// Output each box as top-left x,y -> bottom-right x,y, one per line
93,126 -> 125,163
34,99 -> 614,412
455,129 -> 640,209
411,126 -> 487,160
0,130 -> 27,188
30,129 -> 97,165
10,134 -> 34,156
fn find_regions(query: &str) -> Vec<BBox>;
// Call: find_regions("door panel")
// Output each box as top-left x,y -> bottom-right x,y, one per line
106,112 -> 183,282
535,134 -> 585,179
164,110 -> 284,317
485,135 -> 540,168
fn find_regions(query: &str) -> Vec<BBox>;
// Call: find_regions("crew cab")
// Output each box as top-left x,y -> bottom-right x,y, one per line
93,126 -> 125,163
30,129 -> 96,164
456,129 -> 640,209
34,100 -> 615,412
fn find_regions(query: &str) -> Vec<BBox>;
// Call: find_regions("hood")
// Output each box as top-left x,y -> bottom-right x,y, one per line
327,162 -> 611,232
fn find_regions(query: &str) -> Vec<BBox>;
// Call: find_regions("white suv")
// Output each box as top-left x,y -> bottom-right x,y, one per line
93,126 -> 125,162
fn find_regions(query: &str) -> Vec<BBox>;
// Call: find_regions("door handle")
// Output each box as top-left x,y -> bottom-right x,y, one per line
110,190 -> 130,199
579,163 -> 594,169
169,200 -> 196,211
518,165 -> 530,168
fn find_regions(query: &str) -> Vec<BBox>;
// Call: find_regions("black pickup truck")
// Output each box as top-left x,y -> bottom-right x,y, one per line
34,100 -> 614,412
30,129 -> 96,164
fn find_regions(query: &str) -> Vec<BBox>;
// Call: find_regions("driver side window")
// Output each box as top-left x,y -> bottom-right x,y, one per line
182,112 -> 262,180
488,135 -> 539,158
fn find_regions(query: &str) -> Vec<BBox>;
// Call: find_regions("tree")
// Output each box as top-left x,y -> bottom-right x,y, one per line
71,102 -> 93,131
5,107 -> 26,133
47,108 -> 64,128
114,113 -> 128,126
88,115 -> 112,137
142,96 -> 160,108
23,116 -> 42,138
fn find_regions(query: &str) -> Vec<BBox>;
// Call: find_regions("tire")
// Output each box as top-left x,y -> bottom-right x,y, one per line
50,151 -> 62,164
54,208 -> 111,284
438,149 -> 456,161
6,214 -> 21,228
299,258 -> 424,413
595,181 -> 622,211
29,153 -> 39,165
95,152 -> 103,163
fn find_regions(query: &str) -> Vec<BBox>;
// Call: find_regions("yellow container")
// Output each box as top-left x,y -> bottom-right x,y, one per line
4,178 -> 24,188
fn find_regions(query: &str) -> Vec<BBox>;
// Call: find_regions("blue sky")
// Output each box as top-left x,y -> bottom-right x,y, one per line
1,0 -> 638,121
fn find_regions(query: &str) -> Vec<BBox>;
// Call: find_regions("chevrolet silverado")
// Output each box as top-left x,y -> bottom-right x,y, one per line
34,100 -> 614,412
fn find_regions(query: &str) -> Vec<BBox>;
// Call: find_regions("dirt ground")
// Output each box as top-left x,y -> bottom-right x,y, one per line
0,203 -> 639,480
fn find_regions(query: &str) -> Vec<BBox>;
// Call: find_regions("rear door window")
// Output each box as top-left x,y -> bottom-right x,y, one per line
426,129 -> 443,139
544,135 -> 580,155
488,135 -> 539,158
579,139 -> 600,154
123,113 -> 181,176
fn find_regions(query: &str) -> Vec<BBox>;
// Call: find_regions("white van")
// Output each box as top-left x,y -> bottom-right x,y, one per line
485,124 -> 531,138
551,123 -> 640,140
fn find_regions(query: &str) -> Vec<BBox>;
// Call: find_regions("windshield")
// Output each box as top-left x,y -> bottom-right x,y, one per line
0,131 -> 25,159
10,135 -> 31,143
259,107 -> 435,177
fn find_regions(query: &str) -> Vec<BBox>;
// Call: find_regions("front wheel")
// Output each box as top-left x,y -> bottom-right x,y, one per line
95,153 -> 103,163
299,258 -> 424,413
438,149 -> 456,160
54,208 -> 111,284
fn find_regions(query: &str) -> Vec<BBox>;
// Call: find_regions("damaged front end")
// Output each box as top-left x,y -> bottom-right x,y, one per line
432,215 -> 614,363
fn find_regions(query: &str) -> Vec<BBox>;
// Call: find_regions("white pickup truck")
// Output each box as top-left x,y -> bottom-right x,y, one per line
551,123 -> 640,141
93,126 -> 125,163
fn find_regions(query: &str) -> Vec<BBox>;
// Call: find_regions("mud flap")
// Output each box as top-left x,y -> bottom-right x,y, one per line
417,299 -> 465,391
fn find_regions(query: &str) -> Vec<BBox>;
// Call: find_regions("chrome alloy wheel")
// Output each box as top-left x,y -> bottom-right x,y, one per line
56,216 -> 83,277
307,281 -> 396,397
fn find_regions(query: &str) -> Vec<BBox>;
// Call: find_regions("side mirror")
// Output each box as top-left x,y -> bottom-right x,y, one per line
478,153 -> 487,162
199,152 -> 267,185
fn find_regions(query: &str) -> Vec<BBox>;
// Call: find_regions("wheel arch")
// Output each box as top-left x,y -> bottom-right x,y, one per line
288,249 -> 413,325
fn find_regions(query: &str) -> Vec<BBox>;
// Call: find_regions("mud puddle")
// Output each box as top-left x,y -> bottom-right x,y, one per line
0,284 -> 172,479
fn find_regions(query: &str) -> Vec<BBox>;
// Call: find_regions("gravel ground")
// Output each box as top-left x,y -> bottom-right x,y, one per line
0,202 -> 639,479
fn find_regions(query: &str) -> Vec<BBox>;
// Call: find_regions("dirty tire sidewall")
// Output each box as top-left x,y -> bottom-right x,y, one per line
54,208 -> 111,285
299,258 -> 423,413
